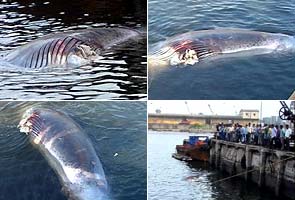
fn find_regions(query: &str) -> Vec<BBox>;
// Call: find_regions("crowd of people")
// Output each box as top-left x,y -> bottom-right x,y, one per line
216,122 -> 294,150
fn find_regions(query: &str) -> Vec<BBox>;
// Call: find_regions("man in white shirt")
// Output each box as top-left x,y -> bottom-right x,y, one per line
270,124 -> 277,149
285,124 -> 292,150
285,125 -> 292,138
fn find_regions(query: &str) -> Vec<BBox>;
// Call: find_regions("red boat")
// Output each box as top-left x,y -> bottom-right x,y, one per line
172,136 -> 210,162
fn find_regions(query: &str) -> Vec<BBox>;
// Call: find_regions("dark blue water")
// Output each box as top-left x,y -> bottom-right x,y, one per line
148,131 -> 285,200
0,101 -> 147,200
148,0 -> 295,100
0,0 -> 147,100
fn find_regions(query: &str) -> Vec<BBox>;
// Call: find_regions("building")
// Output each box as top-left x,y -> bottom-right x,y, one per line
239,109 -> 259,119
149,109 -> 260,131
262,116 -> 283,125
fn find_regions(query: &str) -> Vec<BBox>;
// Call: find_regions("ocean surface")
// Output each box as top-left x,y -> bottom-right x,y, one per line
148,131 -> 284,200
0,0 -> 147,100
148,0 -> 295,100
0,101 -> 147,200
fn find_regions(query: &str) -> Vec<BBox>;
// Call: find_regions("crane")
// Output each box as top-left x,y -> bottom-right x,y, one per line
185,101 -> 191,115
208,104 -> 214,115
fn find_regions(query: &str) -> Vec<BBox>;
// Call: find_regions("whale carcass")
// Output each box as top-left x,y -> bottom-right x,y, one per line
18,107 -> 109,200
5,27 -> 140,68
148,28 -> 295,68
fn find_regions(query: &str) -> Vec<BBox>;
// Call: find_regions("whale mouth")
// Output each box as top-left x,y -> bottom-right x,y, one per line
149,40 -> 202,67
18,108 -> 44,144
149,49 -> 199,67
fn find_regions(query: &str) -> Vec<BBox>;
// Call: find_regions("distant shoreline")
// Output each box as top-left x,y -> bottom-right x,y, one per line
148,128 -> 215,133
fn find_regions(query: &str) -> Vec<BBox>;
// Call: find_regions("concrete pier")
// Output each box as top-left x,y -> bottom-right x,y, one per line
210,139 -> 295,199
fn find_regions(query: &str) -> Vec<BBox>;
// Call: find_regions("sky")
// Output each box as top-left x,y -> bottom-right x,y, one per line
148,100 -> 294,118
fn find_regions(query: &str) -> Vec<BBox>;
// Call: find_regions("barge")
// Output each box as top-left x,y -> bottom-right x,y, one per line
172,136 -> 210,162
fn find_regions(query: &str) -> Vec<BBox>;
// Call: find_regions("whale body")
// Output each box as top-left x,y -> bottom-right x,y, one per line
18,107 -> 109,200
149,28 -> 295,68
5,27 -> 140,69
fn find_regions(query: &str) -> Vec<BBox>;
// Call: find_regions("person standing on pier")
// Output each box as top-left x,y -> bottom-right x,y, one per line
235,124 -> 241,143
275,125 -> 281,149
254,124 -> 260,145
241,125 -> 247,144
246,123 -> 251,144
285,124 -> 292,150
270,124 -> 277,149
263,124 -> 269,146
257,124 -> 263,145
280,125 -> 286,150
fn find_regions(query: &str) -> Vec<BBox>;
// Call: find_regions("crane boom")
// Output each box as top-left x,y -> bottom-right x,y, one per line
185,101 -> 191,115
208,104 -> 214,115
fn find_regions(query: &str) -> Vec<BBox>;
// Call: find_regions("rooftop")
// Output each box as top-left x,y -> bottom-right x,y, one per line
239,109 -> 259,112
148,113 -> 253,120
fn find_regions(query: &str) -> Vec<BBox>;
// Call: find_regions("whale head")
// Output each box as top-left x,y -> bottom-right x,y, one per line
18,107 -> 80,144
148,40 -> 200,68
148,47 -> 199,68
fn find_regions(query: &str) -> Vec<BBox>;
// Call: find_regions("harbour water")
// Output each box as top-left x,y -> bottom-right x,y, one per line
0,101 -> 147,200
0,0 -> 147,100
148,131 -> 283,200
148,0 -> 295,100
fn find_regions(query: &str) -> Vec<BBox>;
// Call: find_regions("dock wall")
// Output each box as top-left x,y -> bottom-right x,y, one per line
210,139 -> 295,199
